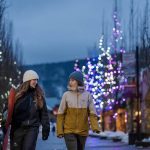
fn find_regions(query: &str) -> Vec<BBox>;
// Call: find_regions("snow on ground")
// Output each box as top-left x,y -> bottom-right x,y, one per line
142,137 -> 150,142
89,130 -> 128,143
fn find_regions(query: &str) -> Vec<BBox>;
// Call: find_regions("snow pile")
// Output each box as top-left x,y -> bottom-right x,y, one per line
89,130 -> 128,143
99,131 -> 113,138
142,137 -> 150,142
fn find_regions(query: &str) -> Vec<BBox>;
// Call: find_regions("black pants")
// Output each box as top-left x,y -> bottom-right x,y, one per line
10,126 -> 39,150
64,134 -> 87,150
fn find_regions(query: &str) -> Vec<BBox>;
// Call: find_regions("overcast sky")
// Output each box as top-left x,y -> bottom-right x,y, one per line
7,0 -> 145,65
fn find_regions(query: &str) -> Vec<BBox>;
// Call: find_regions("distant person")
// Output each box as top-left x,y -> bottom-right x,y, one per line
5,70 -> 50,150
52,124 -> 56,136
56,71 -> 100,150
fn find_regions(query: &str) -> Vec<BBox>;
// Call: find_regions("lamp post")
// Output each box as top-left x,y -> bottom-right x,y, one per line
135,46 -> 140,140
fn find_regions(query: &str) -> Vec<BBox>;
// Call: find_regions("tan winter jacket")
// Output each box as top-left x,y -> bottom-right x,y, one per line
57,89 -> 100,136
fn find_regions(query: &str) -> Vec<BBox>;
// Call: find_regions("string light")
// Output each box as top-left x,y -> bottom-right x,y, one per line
0,39 -> 22,102
74,9 -> 126,114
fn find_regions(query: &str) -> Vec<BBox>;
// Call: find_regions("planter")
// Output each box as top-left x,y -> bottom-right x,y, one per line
129,132 -> 150,145
100,136 -> 107,139
135,141 -> 150,147
112,137 -> 122,142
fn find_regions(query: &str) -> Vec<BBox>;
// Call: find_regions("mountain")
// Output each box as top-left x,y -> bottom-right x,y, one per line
23,59 -> 86,98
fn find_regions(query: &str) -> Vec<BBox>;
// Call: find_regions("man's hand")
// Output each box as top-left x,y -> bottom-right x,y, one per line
57,134 -> 63,138
93,130 -> 100,134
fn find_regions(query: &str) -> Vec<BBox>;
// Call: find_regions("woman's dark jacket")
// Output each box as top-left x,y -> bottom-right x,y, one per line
11,88 -> 50,136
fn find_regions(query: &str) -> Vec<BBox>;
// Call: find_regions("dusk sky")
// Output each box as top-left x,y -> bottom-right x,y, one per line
8,0 -> 145,65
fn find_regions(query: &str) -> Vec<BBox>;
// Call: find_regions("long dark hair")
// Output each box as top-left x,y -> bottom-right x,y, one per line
77,81 -> 84,87
15,81 -> 44,109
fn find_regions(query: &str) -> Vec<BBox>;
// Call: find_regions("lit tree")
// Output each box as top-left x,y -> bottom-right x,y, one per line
109,1 -> 126,110
0,0 -> 23,111
74,0 -> 126,115
82,36 -> 116,111
74,59 -> 80,71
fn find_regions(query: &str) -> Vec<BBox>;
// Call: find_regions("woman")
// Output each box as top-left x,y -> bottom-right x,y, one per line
57,71 -> 100,150
10,70 -> 50,150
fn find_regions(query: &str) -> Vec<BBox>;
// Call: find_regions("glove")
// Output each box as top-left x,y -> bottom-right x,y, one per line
42,127 -> 50,140
57,134 -> 63,138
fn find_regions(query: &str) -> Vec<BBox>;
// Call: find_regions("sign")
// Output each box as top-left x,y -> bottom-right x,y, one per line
122,53 -> 136,77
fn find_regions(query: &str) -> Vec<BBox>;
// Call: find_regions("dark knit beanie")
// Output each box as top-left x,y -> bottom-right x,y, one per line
69,71 -> 84,84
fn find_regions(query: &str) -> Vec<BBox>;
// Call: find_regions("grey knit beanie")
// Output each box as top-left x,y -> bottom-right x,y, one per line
69,71 -> 84,84
23,70 -> 39,83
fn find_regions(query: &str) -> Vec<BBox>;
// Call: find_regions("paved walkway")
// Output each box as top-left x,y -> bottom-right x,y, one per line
36,132 -> 150,150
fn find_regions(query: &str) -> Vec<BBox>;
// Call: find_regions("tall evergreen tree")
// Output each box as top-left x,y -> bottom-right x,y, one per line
0,0 -> 23,111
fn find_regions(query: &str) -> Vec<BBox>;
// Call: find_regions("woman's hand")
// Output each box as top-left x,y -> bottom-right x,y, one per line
42,127 -> 50,140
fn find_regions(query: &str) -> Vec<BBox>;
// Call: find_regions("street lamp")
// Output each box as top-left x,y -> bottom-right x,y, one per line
135,46 -> 140,140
